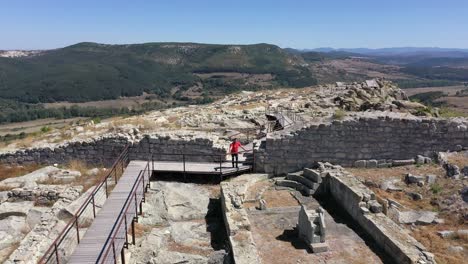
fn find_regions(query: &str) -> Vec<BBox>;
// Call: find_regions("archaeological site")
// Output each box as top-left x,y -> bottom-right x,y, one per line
0,79 -> 466,264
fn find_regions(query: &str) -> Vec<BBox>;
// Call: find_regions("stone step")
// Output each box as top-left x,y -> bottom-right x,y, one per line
303,168 -> 322,183
286,173 -> 319,190
275,179 -> 315,197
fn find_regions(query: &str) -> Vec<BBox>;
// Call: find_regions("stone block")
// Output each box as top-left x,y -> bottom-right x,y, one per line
354,160 -> 367,168
392,159 -> 415,166
367,159 -> 378,168
310,242 -> 329,253
303,168 -> 322,183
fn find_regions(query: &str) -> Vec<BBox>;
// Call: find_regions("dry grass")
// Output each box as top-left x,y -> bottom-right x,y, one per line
113,117 -> 159,132
36,160 -> 108,191
349,164 -> 468,263
262,189 -> 299,208
167,236 -> 212,257
447,153 -> 468,169
412,224 -> 468,264
67,161 -> 108,191
0,163 -> 43,182
133,222 -> 152,238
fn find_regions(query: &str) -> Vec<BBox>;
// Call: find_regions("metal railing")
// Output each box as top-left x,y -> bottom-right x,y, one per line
39,145 -> 131,264
265,106 -> 303,133
97,161 -> 151,263
151,150 -> 254,181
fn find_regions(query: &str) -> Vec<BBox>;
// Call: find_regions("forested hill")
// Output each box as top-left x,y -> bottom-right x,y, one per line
0,42 -> 317,103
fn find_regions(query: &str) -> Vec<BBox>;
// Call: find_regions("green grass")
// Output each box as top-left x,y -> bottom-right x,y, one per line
333,109 -> 346,120
438,107 -> 467,118
430,184 -> 442,194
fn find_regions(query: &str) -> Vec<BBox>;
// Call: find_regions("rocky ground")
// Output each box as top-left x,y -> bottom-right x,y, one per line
0,162 -> 107,263
0,79 -> 464,263
246,185 -> 387,264
127,181 -> 230,264
0,79 -> 421,155
349,154 -> 468,264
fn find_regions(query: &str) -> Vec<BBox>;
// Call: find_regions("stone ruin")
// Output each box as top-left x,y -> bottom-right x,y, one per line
297,205 -> 328,253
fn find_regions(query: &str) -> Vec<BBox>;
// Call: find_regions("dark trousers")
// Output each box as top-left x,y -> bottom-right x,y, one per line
231,154 -> 239,168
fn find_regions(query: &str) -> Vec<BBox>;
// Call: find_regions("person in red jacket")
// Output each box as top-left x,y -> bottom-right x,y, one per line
229,138 -> 245,168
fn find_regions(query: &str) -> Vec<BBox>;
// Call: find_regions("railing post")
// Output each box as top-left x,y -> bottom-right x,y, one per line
92,193 -> 96,218
112,241 -> 116,264
54,242 -> 59,264
142,174 -> 146,203
151,154 -> 154,177
121,247 -> 126,264
114,168 -> 118,184
134,193 -> 138,222
183,154 -> 186,182
75,216 -> 80,243
131,219 -> 136,245
105,179 -> 108,198
124,214 -> 129,248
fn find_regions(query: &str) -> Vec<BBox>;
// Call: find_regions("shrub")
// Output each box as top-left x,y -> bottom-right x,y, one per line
430,184 -> 442,194
92,117 -> 101,124
40,126 -> 51,133
333,109 -> 346,120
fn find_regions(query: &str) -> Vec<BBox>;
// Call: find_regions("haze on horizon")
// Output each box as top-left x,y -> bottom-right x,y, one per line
0,0 -> 467,50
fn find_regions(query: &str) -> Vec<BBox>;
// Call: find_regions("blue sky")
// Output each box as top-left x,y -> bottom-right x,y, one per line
1,0 -> 467,50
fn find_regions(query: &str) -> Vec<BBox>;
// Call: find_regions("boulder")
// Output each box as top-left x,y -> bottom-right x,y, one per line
461,187 -> 468,203
405,173 -> 425,185
354,160 -> 367,168
368,200 -> 383,213
0,166 -> 59,188
380,179 -> 402,192
425,174 -> 437,185
447,246 -> 464,253
444,163 -> 461,178
398,210 -> 437,225
407,192 -> 423,201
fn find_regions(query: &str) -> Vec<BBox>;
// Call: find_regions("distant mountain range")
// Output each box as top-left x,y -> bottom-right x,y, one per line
302,47 -> 468,59
1,42 -> 468,105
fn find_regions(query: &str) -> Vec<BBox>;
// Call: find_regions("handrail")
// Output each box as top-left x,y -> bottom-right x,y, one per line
97,161 -> 150,263
151,149 -> 255,182
39,144 -> 131,264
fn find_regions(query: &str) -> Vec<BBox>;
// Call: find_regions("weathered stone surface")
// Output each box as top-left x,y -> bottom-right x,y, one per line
303,168 -> 322,183
220,174 -> 265,264
0,166 -> 59,189
297,205 -> 326,248
310,242 -> 329,253
398,210 -> 437,225
318,163 -> 436,264
426,174 -> 437,184
405,173 -> 425,184
380,179 -> 403,192
393,159 -> 415,167
444,163 -> 461,178
354,160 -> 367,168
407,192 -> 423,201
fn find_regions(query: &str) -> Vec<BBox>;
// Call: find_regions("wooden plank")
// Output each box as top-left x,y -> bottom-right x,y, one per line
68,160 -> 148,264
68,159 -> 250,263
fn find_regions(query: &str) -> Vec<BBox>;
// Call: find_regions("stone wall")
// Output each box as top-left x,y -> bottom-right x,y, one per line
256,115 -> 468,175
0,135 -> 226,167
318,164 -> 436,264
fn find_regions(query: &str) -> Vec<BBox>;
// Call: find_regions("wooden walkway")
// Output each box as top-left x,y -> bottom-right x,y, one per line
67,159 -> 250,263
68,161 -> 148,264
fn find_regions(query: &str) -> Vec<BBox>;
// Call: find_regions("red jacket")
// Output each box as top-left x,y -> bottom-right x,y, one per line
230,141 -> 242,154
